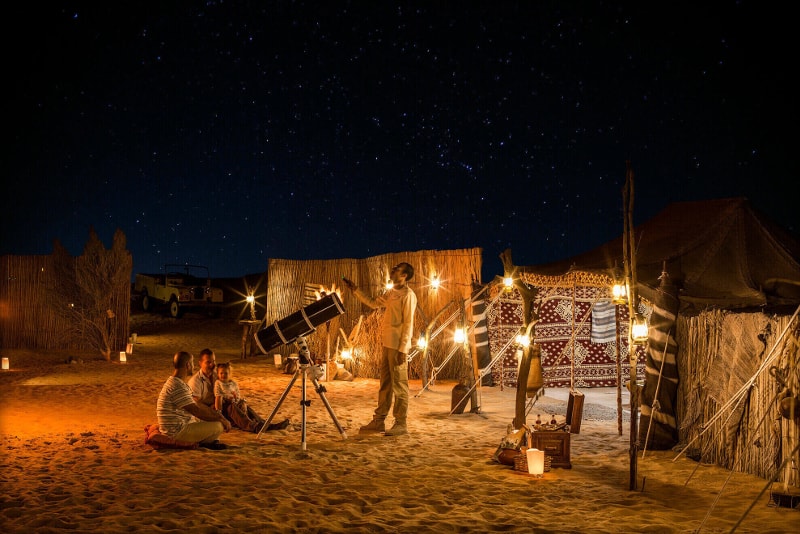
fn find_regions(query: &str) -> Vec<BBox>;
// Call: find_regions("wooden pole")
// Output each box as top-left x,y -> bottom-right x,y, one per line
500,249 -> 539,429
571,275 -> 576,391
616,303 -> 623,436
623,160 -> 640,491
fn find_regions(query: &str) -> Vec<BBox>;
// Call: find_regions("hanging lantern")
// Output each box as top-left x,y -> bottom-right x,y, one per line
416,335 -> 427,350
611,281 -> 628,305
453,327 -> 466,344
631,314 -> 649,345
503,276 -> 514,292
515,327 -> 531,347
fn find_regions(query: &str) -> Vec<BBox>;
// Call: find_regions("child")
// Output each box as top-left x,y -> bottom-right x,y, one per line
214,362 -> 289,433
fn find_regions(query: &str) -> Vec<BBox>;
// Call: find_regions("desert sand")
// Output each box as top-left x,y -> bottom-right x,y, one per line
0,313 -> 796,533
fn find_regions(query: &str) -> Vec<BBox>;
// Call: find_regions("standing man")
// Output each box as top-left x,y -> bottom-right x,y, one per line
157,351 -> 231,449
343,262 -> 417,436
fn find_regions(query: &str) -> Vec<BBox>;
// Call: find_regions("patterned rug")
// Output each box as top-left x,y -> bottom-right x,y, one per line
487,287 -> 646,389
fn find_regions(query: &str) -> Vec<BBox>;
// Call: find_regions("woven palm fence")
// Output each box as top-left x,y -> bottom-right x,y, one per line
0,254 -> 131,353
264,248 -> 483,380
676,308 -> 799,487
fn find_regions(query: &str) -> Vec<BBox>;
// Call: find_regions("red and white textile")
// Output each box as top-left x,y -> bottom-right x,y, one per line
487,286 -> 646,388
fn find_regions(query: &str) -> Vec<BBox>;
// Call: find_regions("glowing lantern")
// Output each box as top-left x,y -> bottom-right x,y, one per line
453,327 -> 466,344
516,329 -> 531,347
503,277 -> 514,292
611,281 -> 628,305
631,314 -> 649,345
526,448 -> 545,476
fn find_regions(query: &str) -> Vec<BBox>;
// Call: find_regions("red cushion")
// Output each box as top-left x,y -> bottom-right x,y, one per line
144,424 -> 198,450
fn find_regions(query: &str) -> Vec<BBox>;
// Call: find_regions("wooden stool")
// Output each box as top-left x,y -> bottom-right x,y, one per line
238,320 -> 262,359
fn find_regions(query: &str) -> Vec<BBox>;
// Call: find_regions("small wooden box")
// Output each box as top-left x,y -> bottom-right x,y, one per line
530,430 -> 571,469
566,390 -> 585,434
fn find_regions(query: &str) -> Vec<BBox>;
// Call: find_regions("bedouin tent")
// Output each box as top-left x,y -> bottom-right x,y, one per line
518,197 -> 800,450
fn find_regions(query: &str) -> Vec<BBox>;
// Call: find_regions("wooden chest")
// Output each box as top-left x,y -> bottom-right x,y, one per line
530,430 -> 571,468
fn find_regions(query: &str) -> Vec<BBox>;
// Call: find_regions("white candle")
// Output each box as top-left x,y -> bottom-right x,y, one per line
1,357 -> 9,370
119,351 -> 127,363
273,354 -> 282,368
526,448 -> 545,476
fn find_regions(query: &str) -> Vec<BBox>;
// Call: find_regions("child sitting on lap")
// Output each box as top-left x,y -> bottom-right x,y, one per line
214,362 -> 289,433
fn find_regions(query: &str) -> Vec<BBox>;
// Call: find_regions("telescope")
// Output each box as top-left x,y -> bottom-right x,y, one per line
254,291 -> 348,449
254,292 -> 345,356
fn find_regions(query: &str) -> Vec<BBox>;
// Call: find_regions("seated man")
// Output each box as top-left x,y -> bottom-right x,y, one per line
157,351 -> 232,450
188,348 -> 289,431
187,348 -> 217,408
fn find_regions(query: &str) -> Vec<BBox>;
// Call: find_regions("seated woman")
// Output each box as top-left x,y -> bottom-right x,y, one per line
214,362 -> 289,432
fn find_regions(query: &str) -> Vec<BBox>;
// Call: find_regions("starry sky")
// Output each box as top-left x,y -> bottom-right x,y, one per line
3,1 -> 795,282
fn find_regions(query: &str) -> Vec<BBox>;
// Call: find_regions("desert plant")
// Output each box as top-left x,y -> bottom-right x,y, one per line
47,228 -> 132,360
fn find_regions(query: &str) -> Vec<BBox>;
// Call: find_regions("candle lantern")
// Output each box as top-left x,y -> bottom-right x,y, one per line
631,313 -> 649,345
611,281 -> 628,305
273,353 -> 282,369
2,357 -> 9,370
526,448 -> 545,477
119,351 -> 127,363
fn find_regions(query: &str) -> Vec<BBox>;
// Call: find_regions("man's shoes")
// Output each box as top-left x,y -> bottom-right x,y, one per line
359,419 -> 386,434
267,418 -> 291,431
199,440 -> 228,450
385,423 -> 408,436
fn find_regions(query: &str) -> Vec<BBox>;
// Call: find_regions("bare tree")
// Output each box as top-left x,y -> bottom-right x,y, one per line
47,228 -> 132,360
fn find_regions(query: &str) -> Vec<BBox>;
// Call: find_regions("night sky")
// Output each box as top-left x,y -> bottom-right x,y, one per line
3,2 -> 795,282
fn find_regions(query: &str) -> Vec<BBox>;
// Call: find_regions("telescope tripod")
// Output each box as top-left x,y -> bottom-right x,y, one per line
257,336 -> 347,450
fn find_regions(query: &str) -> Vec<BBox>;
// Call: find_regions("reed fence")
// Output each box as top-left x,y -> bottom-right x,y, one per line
0,255 -> 131,354
265,248 -> 482,380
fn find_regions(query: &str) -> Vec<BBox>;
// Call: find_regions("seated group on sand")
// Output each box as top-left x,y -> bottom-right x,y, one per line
155,349 -> 289,450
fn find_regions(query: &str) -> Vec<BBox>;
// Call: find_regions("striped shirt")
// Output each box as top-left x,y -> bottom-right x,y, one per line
156,376 -> 194,436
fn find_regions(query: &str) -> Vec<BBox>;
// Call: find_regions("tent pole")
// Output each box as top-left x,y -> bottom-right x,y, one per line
616,303 -> 623,436
623,160 -> 640,491
571,274 -> 576,391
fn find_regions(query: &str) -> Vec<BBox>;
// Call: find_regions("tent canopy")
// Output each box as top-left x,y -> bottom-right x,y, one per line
521,197 -> 800,309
